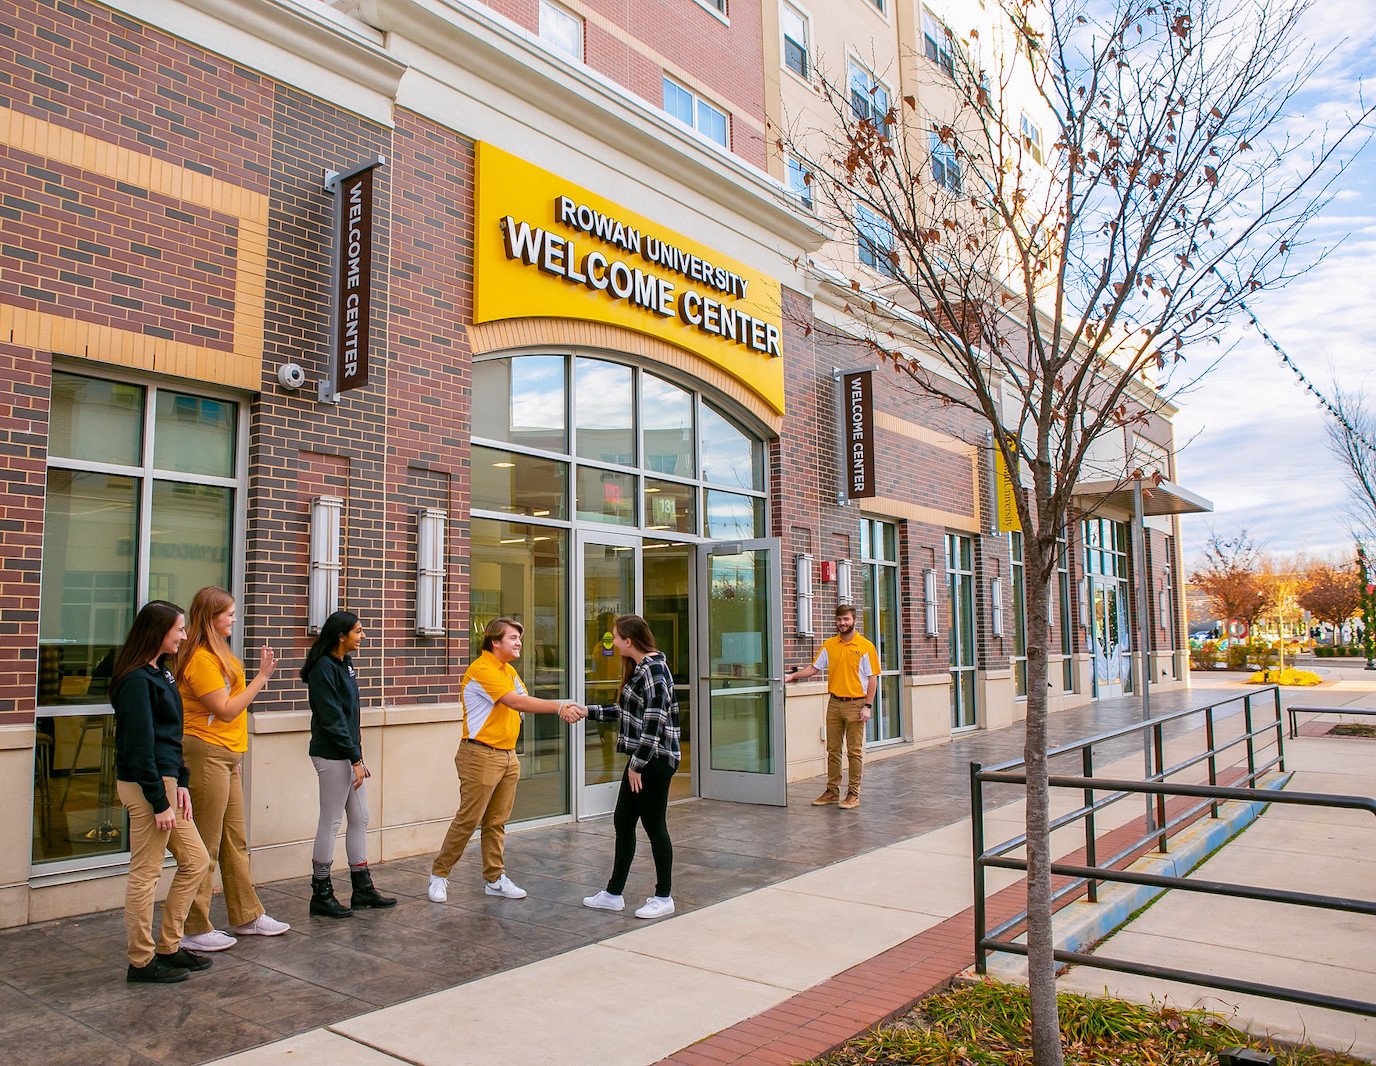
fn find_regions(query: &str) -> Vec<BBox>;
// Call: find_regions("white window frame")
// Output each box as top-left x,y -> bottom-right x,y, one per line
930,130 -> 962,193
780,2 -> 810,81
539,0 -> 584,62
857,202 -> 896,276
786,156 -> 813,210
663,77 -> 730,148
922,8 -> 954,77
1020,112 -> 1043,164
847,60 -> 892,138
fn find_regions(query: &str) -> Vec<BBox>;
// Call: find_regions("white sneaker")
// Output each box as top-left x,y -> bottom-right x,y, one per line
427,874 -> 448,903
634,895 -> 675,920
231,914 -> 290,937
180,929 -> 238,952
582,890 -> 625,912
484,874 -> 527,899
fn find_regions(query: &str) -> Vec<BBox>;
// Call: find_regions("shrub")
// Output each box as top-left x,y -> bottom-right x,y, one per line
1247,667 -> 1322,686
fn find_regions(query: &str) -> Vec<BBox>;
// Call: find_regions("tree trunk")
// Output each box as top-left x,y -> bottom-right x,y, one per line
1022,535 -> 1064,1065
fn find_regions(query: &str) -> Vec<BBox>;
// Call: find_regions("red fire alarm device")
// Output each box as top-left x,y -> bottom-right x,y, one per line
819,561 -> 835,583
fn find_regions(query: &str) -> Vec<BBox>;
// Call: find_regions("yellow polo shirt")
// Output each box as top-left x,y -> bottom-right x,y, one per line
460,650 -> 526,750
813,633 -> 879,699
179,646 -> 248,753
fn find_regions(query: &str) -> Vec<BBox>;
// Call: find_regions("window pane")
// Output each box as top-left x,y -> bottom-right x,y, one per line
705,490 -> 763,538
470,518 -> 569,820
38,471 -> 138,707
645,478 -> 696,534
576,466 -> 635,526
473,445 -> 568,519
698,101 -> 728,147
49,372 -> 143,467
153,391 -> 236,477
663,79 -> 694,126
33,713 -> 129,865
473,356 -> 567,453
642,373 -> 694,476
575,358 -> 634,464
539,0 -> 583,60
700,404 -> 761,489
148,481 -> 232,608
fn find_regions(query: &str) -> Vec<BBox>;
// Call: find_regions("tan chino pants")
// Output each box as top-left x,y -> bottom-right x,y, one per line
183,734 -> 265,932
824,697 -> 866,796
118,777 -> 210,966
431,742 -> 520,884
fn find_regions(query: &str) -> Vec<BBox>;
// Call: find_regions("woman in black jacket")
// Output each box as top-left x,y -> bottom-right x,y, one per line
300,610 -> 395,917
112,600 -> 212,983
580,614 -> 682,920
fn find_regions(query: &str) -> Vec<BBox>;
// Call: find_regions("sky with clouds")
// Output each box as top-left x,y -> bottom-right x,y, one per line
1171,7 -> 1376,566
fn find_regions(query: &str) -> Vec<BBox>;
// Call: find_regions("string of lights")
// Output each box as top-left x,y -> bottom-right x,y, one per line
1236,298 -> 1376,460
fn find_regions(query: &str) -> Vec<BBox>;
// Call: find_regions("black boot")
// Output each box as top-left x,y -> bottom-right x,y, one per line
350,867 -> 397,909
310,875 -> 353,918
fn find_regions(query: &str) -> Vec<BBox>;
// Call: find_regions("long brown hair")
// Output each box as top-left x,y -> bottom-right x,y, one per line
176,586 -> 242,690
614,614 -> 658,702
110,600 -> 184,698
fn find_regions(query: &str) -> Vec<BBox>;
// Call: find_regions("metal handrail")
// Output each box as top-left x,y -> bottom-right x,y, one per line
968,686 -> 1376,1019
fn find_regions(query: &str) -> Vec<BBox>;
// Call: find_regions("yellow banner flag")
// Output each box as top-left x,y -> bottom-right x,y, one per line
995,443 -> 1021,532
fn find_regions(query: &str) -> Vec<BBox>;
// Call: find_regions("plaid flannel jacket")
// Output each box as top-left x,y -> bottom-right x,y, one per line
587,651 -> 682,772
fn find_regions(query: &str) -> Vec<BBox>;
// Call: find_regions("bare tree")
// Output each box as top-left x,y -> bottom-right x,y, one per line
1190,530 -> 1269,633
778,0 -> 1371,1060
1325,384 -> 1376,541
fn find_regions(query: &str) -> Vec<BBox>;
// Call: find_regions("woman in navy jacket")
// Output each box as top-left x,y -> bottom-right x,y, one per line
300,610 -> 395,917
112,600 -> 211,983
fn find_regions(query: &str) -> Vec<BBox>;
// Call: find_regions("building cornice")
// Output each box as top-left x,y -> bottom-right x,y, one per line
123,0 -> 406,123
339,0 -> 828,258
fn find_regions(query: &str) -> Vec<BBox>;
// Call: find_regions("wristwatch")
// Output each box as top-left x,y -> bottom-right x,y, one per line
863,702 -> 872,708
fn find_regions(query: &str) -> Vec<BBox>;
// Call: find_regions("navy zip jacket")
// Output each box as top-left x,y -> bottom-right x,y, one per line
306,653 -> 363,763
113,662 -> 190,814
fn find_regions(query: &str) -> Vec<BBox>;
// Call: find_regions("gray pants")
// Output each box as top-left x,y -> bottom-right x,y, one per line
311,756 -> 368,868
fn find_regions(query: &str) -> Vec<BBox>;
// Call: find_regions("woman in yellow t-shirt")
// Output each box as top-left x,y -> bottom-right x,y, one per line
173,586 -> 287,952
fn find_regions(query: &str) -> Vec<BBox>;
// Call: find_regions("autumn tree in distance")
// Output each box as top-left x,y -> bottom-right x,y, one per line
777,0 -> 1373,1061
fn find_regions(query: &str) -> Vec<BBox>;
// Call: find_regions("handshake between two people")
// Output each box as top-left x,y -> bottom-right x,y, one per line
557,701 -> 589,724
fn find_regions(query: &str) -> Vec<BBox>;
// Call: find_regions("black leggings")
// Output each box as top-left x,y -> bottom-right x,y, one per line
607,757 -> 675,898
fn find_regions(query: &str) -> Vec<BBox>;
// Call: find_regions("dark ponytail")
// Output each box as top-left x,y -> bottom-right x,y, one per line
300,610 -> 360,683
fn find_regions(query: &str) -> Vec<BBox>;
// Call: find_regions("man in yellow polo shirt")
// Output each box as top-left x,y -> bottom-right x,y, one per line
428,617 -> 583,902
785,604 -> 879,810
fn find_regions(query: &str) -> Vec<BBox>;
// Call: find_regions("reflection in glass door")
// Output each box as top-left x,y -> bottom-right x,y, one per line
579,533 -> 638,817
698,539 -> 785,805
644,541 -> 695,802
947,534 -> 978,730
1090,578 -> 1129,698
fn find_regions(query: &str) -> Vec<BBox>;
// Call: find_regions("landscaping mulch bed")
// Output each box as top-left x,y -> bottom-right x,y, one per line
805,980 -> 1370,1066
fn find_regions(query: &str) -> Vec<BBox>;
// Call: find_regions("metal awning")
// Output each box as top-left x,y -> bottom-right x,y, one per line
1072,478 -> 1213,517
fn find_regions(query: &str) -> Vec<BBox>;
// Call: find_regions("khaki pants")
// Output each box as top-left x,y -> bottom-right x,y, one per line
118,777 -> 210,966
183,734 -> 264,932
825,697 -> 866,796
431,742 -> 520,884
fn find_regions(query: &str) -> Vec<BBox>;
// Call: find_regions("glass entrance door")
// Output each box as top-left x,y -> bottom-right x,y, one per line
697,538 -> 786,805
578,532 -> 638,816
1090,578 -> 1129,698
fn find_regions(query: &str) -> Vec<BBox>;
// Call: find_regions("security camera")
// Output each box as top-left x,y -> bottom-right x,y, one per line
278,363 -> 306,390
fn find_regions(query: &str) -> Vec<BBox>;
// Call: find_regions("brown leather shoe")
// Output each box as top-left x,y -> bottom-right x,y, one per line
811,789 -> 840,806
839,791 -> 860,810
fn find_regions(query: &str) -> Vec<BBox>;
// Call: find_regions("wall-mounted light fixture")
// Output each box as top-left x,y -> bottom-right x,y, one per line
991,577 -> 1004,637
416,508 -> 446,637
836,558 -> 853,606
1078,577 -> 1089,629
796,553 -> 814,636
1158,589 -> 1170,632
308,495 -> 343,633
923,568 -> 939,636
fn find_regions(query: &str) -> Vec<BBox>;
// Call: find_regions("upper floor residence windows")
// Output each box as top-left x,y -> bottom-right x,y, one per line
539,0 -> 584,62
930,130 -> 962,193
1020,112 -> 1044,164
781,2 -> 810,80
857,203 -> 897,277
922,8 -> 954,78
786,156 -> 813,210
664,77 -> 730,148
848,61 -> 891,138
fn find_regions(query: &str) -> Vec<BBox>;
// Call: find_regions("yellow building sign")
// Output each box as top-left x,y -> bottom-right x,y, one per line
995,443 -> 1021,532
473,143 -> 785,413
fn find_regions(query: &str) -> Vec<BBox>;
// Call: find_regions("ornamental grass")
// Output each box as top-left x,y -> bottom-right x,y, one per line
806,979 -> 1369,1066
1246,668 -> 1323,686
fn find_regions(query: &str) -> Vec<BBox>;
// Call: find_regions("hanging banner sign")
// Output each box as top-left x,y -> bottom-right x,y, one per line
995,441 -> 1021,531
473,143 -> 785,414
322,156 -> 385,402
841,369 -> 876,500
